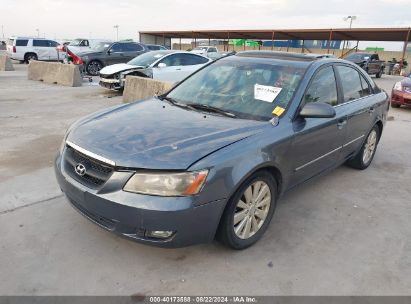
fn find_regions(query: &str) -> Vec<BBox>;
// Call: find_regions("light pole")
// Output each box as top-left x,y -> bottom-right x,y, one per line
36,28 -> 40,37
343,16 -> 356,50
1,25 -> 4,40
113,25 -> 119,41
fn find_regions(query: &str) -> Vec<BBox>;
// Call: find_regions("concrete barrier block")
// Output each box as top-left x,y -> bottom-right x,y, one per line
123,76 -> 174,103
0,55 -> 14,71
28,61 -> 82,87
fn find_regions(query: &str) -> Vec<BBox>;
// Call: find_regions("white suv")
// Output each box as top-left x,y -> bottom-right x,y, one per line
7,37 -> 64,63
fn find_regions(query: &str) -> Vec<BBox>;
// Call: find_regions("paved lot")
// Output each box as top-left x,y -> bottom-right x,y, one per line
1,64 -> 410,296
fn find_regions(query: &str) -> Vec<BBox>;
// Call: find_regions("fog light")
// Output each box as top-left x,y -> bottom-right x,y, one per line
146,230 -> 174,239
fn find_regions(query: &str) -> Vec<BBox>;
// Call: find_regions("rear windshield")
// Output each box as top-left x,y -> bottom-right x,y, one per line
167,58 -> 307,121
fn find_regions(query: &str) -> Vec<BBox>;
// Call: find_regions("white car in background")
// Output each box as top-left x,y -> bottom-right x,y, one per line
190,46 -> 219,58
99,50 -> 211,90
7,37 -> 63,63
64,38 -> 113,54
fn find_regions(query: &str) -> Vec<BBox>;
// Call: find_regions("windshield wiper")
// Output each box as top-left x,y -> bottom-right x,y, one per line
158,96 -> 190,109
186,103 -> 236,118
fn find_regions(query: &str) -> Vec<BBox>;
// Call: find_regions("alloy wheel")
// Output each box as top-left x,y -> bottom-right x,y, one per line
87,62 -> 101,76
362,129 -> 377,165
233,181 -> 271,239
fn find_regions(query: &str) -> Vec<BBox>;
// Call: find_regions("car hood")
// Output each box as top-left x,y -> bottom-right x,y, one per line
401,77 -> 411,87
67,98 -> 267,170
99,63 -> 143,75
345,58 -> 365,64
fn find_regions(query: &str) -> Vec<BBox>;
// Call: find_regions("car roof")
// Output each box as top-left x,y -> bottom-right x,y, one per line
236,51 -> 319,62
12,37 -> 46,40
150,50 -> 208,55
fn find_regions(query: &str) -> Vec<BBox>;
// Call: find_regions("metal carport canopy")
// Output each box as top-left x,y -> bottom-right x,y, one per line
139,27 -> 411,42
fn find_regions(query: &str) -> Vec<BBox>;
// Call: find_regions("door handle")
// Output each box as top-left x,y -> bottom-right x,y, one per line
368,107 -> 375,114
337,119 -> 347,129
176,68 -> 181,70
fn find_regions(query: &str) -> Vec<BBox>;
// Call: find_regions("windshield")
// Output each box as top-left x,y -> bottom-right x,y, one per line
128,51 -> 167,67
193,47 -> 208,51
92,42 -> 111,51
68,39 -> 82,46
167,58 -> 306,121
345,53 -> 369,61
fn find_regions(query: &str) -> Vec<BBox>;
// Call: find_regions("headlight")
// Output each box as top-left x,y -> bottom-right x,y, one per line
123,170 -> 209,196
393,82 -> 403,91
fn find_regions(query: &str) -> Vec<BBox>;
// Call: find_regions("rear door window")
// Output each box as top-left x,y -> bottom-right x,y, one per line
16,39 -> 29,46
181,53 -> 209,65
336,65 -> 366,102
304,66 -> 338,106
359,74 -> 372,97
125,43 -> 143,52
33,40 -> 50,47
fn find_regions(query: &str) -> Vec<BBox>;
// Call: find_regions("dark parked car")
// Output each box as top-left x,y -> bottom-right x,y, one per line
77,41 -> 148,76
391,75 -> 411,108
345,52 -> 385,78
55,51 -> 389,249
145,44 -> 168,51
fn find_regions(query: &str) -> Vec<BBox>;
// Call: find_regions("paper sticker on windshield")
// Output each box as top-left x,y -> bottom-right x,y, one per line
154,54 -> 163,58
254,84 -> 282,102
272,106 -> 285,116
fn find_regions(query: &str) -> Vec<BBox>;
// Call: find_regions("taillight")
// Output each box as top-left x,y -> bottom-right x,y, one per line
13,46 -> 16,53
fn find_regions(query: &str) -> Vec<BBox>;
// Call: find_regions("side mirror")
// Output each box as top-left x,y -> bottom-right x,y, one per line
299,102 -> 336,118
107,49 -> 112,55
157,62 -> 167,68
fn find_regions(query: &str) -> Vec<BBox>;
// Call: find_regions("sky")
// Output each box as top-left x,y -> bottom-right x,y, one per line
1,0 -> 410,50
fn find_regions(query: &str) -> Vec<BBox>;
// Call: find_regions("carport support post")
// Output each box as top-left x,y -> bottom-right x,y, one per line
355,40 -> 359,52
179,37 -> 182,50
271,31 -> 275,51
301,40 -> 305,53
327,29 -> 333,54
400,28 -> 410,70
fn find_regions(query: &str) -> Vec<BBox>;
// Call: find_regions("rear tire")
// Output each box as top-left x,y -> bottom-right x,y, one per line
86,60 -> 103,76
217,171 -> 277,249
24,53 -> 38,63
391,102 -> 400,108
376,68 -> 383,78
347,125 -> 380,170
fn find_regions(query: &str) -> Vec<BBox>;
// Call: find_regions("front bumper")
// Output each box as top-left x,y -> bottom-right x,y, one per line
99,78 -> 122,90
391,89 -> 411,106
54,153 -> 226,248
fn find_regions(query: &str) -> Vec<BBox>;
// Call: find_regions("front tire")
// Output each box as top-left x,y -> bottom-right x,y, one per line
376,68 -> 383,78
217,171 -> 277,249
347,125 -> 380,170
86,60 -> 103,76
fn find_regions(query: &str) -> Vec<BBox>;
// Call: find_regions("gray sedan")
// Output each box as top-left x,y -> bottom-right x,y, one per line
55,51 -> 389,249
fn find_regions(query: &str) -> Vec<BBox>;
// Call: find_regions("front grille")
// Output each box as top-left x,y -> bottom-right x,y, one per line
63,145 -> 114,189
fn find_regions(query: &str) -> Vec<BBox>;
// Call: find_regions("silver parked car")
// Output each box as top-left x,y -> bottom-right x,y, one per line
99,50 -> 211,90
